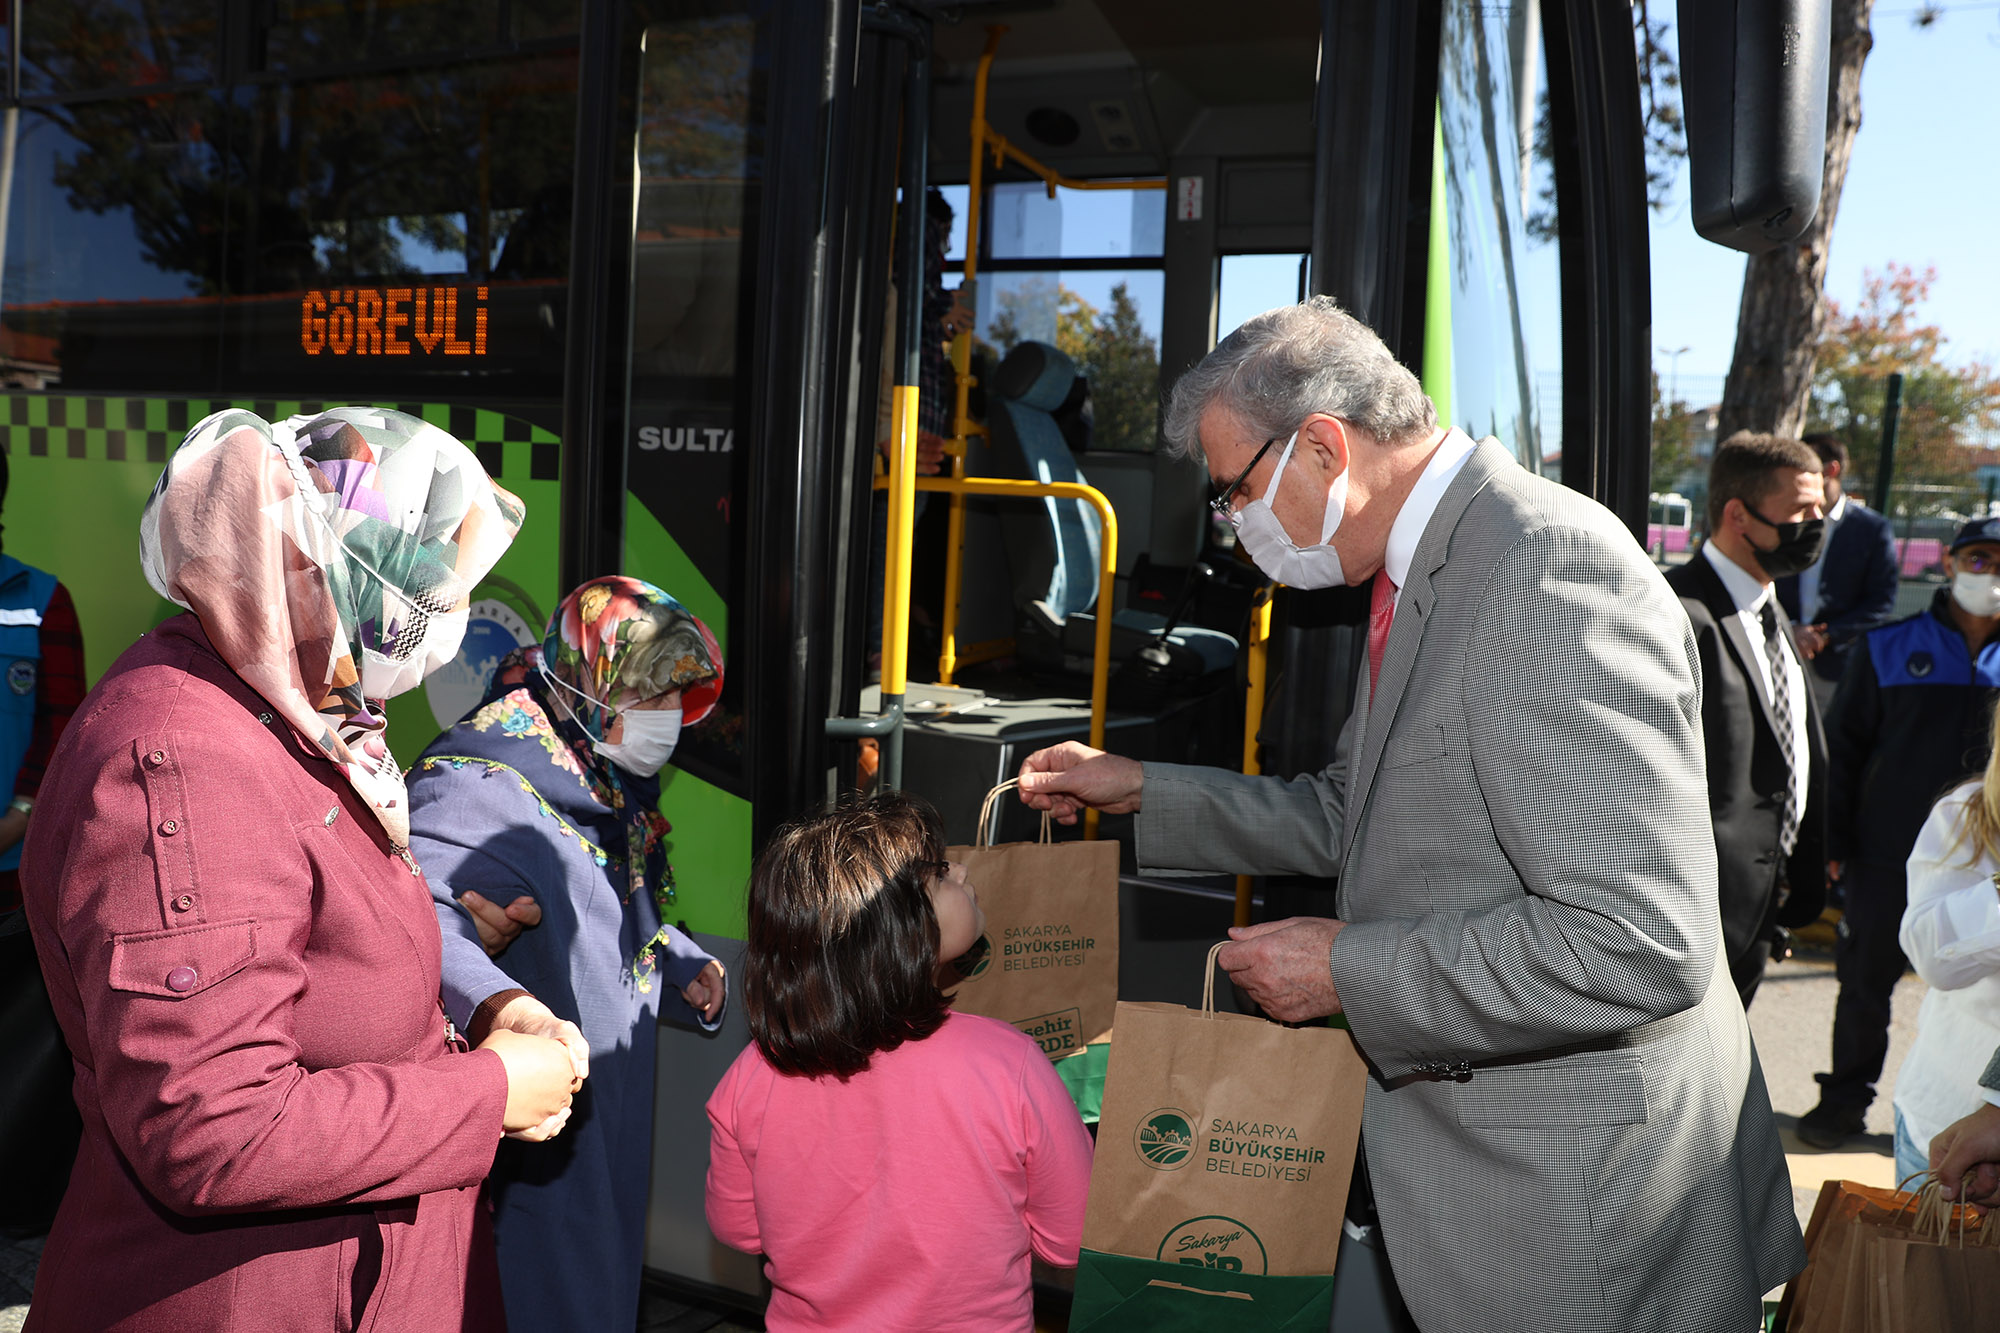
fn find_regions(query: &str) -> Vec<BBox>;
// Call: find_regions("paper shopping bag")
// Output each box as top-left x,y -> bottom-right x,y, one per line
1858,1181 -> 2000,1333
1068,1250 -> 1334,1332
1779,1179 -> 1909,1333
1077,943 -> 1368,1281
946,780 -> 1119,1062
1784,1176 -> 2000,1333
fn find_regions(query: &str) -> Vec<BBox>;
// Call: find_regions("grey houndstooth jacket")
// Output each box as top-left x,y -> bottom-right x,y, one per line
1136,440 -> 1804,1333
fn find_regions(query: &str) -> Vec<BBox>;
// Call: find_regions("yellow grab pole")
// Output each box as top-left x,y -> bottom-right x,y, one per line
880,385 -> 920,698
1234,587 -> 1274,927
939,28 -> 1005,685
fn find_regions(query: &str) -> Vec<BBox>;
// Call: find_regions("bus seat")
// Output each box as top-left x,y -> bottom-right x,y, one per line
988,341 -> 1102,620
986,341 -> 1236,679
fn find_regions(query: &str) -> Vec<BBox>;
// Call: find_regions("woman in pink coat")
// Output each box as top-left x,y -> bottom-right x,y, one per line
19,407 -> 579,1332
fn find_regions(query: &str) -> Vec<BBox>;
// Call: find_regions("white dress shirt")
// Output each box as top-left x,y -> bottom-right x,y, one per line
1380,428 -> 1479,603
1897,786 -> 2000,1138
1703,541 -> 1811,831
1797,493 -> 1847,622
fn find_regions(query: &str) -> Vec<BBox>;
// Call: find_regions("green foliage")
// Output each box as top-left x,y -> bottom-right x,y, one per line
987,279 -> 1162,451
1651,369 -> 1702,500
1807,264 -> 2000,518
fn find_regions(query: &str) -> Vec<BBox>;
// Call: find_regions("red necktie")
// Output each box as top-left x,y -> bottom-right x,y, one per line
1368,570 -> 1398,701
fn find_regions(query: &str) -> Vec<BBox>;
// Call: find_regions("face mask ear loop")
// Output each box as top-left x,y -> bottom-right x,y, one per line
538,662 -> 615,741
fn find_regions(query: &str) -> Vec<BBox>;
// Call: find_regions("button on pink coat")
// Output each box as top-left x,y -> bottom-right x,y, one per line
21,616 -> 511,1332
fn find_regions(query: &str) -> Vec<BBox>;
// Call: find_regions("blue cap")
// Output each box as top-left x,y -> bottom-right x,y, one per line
1949,518 -> 2000,551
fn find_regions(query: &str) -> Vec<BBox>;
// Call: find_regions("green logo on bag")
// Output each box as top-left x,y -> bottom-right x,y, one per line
1159,1215 -> 1268,1275
1136,1109 -> 1195,1169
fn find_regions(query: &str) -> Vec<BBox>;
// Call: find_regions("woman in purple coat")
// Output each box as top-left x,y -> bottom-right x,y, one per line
20,407 -> 580,1332
410,576 -> 727,1332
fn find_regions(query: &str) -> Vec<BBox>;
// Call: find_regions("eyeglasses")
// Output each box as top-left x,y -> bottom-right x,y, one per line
1958,549 -> 2000,575
1208,435 -> 1283,517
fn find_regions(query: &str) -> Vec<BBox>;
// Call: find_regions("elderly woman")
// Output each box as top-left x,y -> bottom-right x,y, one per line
409,575 -> 727,1332
19,408 -> 579,1332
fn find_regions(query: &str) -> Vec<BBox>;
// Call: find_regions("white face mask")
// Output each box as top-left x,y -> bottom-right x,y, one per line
539,664 -> 683,777
359,603 -> 468,700
595,707 -> 683,778
1227,430 -> 1351,589
1952,572 -> 2000,618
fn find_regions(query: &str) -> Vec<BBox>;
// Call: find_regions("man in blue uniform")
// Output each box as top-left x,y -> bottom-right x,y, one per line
1797,518 -> 2000,1148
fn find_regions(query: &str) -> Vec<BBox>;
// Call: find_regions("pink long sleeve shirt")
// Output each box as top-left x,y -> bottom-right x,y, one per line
706,1011 -> 1094,1332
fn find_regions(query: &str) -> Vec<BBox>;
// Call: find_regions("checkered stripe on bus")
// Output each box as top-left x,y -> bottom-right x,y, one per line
0,396 -> 561,483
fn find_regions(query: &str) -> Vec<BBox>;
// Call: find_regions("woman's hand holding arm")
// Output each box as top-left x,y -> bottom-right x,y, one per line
480,1028 -> 577,1137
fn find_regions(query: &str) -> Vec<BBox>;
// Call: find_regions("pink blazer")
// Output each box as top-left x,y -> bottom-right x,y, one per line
21,616 -> 510,1332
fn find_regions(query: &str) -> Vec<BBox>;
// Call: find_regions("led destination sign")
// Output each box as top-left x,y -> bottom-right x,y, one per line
300,286 -> 490,357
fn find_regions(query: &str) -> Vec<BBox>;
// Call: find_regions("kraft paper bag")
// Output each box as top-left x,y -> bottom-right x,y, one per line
1078,943 -> 1368,1280
946,780 -> 1119,1062
1069,1251 -> 1334,1333
1859,1181 -> 2000,1333
1784,1177 -> 2000,1333
1779,1179 -> 1909,1333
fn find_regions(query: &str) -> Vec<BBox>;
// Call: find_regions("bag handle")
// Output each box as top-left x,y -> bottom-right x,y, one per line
1897,1171 -> 2000,1248
1201,941 -> 1227,1019
976,778 -> 1052,848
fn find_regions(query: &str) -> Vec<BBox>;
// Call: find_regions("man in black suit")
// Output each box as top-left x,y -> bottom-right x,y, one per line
1666,432 -> 1828,1006
1778,432 -> 1900,713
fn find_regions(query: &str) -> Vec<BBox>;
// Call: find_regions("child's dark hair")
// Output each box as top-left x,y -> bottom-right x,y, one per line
744,792 -> 953,1079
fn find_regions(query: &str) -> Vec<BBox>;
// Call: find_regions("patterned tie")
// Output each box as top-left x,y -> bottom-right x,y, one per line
1759,599 -> 1801,855
1368,571 -> 1398,702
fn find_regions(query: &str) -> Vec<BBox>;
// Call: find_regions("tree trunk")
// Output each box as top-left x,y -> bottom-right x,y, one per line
1713,0 -> 1874,442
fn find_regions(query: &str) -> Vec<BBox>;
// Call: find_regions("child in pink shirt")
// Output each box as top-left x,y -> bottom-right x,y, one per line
706,793 -> 1094,1332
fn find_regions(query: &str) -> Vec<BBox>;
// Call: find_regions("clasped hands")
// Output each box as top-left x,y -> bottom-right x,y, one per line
1015,742 -> 1346,1022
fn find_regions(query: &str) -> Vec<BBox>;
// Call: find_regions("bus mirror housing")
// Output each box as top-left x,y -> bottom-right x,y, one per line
1678,0 -> 1832,253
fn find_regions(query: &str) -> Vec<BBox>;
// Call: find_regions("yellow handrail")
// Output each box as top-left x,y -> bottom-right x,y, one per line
1234,587 -> 1274,928
938,25 -> 1165,688
876,471 -> 1116,839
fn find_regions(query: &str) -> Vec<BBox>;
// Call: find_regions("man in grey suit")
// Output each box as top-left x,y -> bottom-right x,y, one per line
1020,298 -> 1803,1332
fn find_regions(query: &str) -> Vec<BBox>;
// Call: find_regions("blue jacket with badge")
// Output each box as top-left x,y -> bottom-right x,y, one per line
0,553 -> 58,871
1825,588 -> 2000,867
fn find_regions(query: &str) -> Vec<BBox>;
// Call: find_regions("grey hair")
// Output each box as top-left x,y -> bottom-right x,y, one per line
1161,296 -> 1436,461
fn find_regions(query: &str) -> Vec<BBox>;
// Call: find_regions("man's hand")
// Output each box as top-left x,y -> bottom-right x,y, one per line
487,993 -> 589,1086
1793,623 -> 1830,659
683,959 -> 727,1023
1828,860 -> 1844,890
1017,742 -> 1144,825
1932,1101 -> 2000,1214
460,891 -> 541,958
1217,917 -> 1345,1023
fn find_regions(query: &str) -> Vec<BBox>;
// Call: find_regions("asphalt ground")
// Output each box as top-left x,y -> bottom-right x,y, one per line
1748,930 -> 1926,1235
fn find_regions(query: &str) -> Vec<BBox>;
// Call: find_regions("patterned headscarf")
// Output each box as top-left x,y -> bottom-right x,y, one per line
140,406 -> 523,849
470,578 -> 722,984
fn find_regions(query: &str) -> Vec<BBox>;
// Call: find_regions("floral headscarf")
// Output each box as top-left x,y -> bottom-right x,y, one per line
467,578 -> 722,984
140,406 -> 523,849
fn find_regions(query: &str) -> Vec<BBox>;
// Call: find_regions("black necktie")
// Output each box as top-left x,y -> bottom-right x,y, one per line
1759,600 -> 1800,856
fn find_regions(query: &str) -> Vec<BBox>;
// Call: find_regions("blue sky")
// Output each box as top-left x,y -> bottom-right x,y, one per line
1652,5 -> 2000,402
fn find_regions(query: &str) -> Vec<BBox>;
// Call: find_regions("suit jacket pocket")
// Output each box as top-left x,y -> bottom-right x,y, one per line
108,919 -> 257,999
1453,1051 -> 1649,1128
